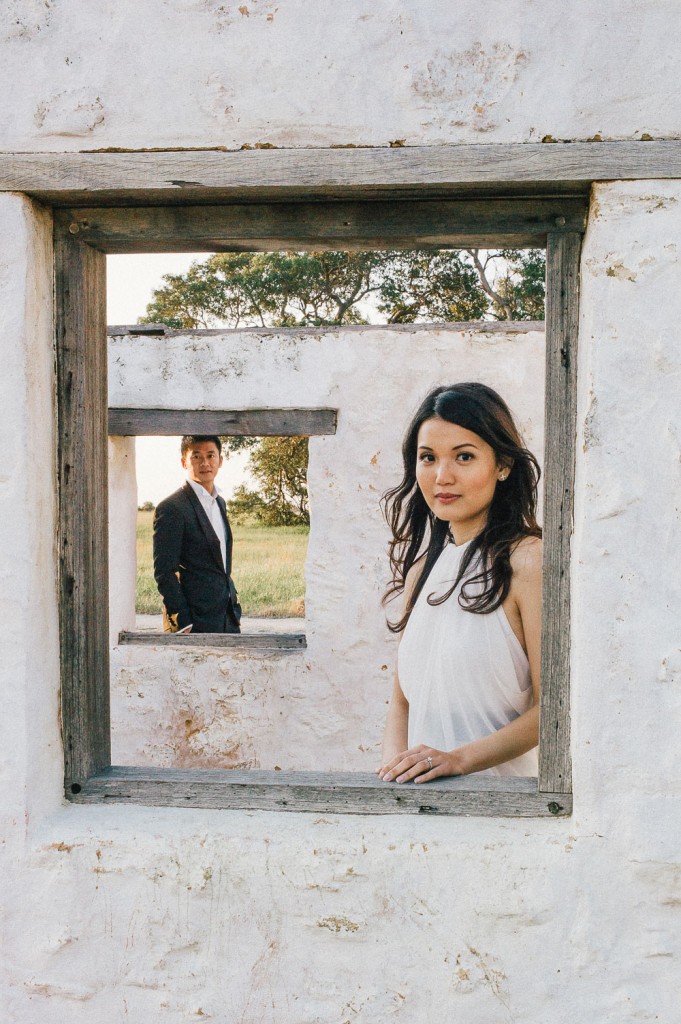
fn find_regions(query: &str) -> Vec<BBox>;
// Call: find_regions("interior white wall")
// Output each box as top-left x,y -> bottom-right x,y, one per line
108,324 -> 545,768
108,435 -> 137,638
0,194 -> 60,835
1,1 -> 679,150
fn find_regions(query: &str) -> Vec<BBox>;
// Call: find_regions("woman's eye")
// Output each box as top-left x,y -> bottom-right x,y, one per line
418,453 -> 434,463
457,452 -> 473,462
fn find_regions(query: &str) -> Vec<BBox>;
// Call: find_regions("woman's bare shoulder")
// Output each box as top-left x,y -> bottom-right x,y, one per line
510,535 -> 543,582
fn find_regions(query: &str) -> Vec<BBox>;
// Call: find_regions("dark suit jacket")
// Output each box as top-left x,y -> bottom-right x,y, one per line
153,482 -> 241,633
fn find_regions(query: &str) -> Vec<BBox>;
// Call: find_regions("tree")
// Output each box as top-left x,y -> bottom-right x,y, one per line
141,249 -> 545,330
464,248 -> 546,321
376,250 -> 490,322
142,251 -> 387,329
141,249 -> 545,524
225,436 -> 309,526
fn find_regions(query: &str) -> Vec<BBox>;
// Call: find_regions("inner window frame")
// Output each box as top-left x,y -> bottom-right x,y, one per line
110,402 -> 333,649
55,194 -> 584,817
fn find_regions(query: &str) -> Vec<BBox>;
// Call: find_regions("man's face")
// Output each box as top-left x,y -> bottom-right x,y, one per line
182,441 -> 223,492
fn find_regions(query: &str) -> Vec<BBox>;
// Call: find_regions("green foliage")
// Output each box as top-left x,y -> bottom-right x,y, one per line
377,250 -> 490,322
490,249 -> 547,320
224,484 -> 267,524
141,249 -> 545,330
142,251 -> 388,329
225,437 -> 309,527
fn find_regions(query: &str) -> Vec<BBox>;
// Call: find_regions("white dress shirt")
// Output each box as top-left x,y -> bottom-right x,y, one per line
187,478 -> 227,571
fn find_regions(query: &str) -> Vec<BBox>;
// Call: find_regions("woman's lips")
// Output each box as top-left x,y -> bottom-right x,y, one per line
435,493 -> 460,504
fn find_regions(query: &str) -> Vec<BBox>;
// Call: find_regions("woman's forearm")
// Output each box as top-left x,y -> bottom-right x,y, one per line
452,704 -> 539,776
381,695 -> 409,763
379,704 -> 539,783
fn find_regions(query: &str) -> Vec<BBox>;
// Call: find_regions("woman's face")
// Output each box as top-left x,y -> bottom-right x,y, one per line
415,416 -> 507,543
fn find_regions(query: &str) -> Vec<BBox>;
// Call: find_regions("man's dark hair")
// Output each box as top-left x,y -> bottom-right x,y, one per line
180,435 -> 222,457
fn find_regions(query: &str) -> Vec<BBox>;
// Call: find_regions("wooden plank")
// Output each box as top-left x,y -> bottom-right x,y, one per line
118,631 -> 306,650
68,767 -> 572,817
3,141 -> 681,205
56,231 -> 111,787
108,407 -> 337,436
539,232 -> 580,794
108,321 -> 545,338
55,199 -> 586,253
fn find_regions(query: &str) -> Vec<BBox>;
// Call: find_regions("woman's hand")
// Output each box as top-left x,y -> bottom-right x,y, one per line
376,744 -> 465,784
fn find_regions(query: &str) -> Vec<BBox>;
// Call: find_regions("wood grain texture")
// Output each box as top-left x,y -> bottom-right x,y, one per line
54,199 -> 587,253
108,407 -> 337,436
56,231 -> 111,786
539,232 -> 581,794
56,184 -> 577,809
119,631 -> 306,650
108,321 -> 545,338
68,767 -> 572,817
2,141 -> 681,205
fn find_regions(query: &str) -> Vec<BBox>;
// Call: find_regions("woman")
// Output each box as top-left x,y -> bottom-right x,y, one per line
377,382 -> 542,783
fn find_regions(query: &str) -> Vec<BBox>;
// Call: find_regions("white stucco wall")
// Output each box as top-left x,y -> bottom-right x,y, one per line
1,0 -> 681,1013
3,180 -> 680,1023
0,194 -> 61,833
0,1 -> 680,151
108,324 -> 544,768
108,434 -> 137,638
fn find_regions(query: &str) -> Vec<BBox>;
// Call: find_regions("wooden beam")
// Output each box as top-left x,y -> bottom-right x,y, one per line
56,228 -> 111,787
68,767 -> 572,817
539,231 -> 580,794
55,198 -> 586,253
118,631 -> 306,650
3,141 -> 681,206
107,321 -> 544,338
108,407 -> 337,436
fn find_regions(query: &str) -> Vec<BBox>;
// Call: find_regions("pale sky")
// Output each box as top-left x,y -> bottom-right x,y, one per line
107,252 -> 211,327
107,253 -> 251,506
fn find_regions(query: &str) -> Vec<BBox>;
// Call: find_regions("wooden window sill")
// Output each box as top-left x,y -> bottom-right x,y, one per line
117,631 -> 306,650
67,767 -> 572,817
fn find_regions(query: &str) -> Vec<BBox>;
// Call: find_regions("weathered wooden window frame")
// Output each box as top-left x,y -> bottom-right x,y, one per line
54,188 -> 582,818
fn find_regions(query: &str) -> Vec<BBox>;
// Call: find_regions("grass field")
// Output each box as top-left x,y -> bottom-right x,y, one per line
136,511 -> 308,617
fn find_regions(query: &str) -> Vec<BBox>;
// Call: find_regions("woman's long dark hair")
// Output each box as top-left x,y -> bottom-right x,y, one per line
382,382 -> 541,633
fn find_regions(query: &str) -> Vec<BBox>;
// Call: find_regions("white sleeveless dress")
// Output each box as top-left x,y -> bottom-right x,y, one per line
397,539 -> 538,777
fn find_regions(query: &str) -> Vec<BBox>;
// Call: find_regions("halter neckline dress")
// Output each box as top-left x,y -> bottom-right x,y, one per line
397,538 -> 538,777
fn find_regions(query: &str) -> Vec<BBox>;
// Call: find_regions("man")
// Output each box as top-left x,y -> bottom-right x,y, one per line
153,435 -> 241,634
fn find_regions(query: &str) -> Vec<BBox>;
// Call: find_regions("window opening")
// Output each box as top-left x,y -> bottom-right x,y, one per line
126,434 -> 308,635
106,252 -> 546,774
57,194 -> 582,813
